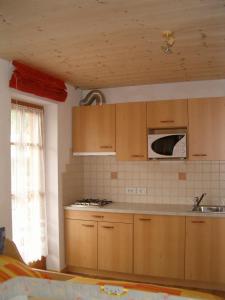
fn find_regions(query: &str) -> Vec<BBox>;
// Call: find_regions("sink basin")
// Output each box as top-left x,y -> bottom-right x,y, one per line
192,205 -> 225,213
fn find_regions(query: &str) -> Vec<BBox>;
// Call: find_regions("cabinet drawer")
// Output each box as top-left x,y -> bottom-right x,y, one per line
64,210 -> 133,224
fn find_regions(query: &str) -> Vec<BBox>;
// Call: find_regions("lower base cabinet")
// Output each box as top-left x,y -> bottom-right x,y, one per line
65,219 -> 97,269
134,215 -> 185,279
65,210 -> 225,287
98,222 -> 133,273
64,211 -> 133,273
185,217 -> 225,284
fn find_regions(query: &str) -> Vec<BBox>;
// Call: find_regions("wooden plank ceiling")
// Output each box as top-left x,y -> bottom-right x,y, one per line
0,0 -> 225,89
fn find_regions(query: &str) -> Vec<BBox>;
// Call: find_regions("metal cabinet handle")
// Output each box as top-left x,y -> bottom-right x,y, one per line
192,154 -> 207,157
82,224 -> 94,227
92,215 -> 104,219
160,120 -> 174,123
102,226 -> 114,229
191,220 -> 205,224
131,154 -> 144,158
139,218 -> 152,221
100,145 -> 112,149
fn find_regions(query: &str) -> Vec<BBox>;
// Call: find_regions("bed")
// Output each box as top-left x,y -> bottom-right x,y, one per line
0,239 -> 222,300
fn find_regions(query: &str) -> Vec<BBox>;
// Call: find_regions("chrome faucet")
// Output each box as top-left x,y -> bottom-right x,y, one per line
193,193 -> 207,209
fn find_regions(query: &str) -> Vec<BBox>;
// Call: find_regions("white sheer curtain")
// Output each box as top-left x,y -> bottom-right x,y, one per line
11,102 -> 48,263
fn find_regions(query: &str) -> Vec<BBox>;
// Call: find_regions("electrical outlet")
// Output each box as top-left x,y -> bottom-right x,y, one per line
136,187 -> 147,195
125,187 -> 137,194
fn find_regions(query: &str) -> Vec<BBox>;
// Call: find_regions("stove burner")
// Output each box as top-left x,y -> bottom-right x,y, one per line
72,199 -> 112,207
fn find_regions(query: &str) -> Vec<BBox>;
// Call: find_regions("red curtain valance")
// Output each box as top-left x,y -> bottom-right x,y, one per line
10,61 -> 67,102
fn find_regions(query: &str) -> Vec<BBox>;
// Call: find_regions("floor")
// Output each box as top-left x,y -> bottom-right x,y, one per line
66,271 -> 225,299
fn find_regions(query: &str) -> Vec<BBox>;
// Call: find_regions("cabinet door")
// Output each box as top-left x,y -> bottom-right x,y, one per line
147,100 -> 188,128
65,219 -> 97,269
188,98 -> 225,160
72,104 -> 115,152
116,102 -> 147,160
134,215 -> 185,279
98,222 -> 133,273
185,217 -> 225,284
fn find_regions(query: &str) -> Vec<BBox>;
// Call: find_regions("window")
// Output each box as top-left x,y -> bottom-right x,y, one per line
11,101 -> 48,263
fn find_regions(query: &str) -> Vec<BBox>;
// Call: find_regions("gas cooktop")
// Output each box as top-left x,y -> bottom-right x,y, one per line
71,199 -> 113,207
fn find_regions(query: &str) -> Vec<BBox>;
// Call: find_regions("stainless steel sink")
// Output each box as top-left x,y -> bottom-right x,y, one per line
192,205 -> 225,213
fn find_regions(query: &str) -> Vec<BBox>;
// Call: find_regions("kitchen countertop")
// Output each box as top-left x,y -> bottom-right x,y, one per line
64,202 -> 225,217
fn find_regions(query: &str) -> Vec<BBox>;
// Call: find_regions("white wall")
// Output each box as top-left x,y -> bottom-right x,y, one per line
44,103 -> 59,270
0,59 -> 13,238
57,85 -> 81,270
44,85 -> 81,270
80,79 -> 225,104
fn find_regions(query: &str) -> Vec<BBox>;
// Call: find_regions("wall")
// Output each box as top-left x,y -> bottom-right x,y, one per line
84,157 -> 225,206
63,157 -> 83,207
80,79 -> 225,104
64,156 -> 225,206
57,85 -> 81,270
0,59 -> 13,238
44,103 -> 59,270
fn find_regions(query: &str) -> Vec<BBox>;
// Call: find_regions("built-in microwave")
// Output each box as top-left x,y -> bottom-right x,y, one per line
148,132 -> 187,159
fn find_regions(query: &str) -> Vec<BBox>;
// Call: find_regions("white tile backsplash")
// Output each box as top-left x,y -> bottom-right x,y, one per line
63,156 -> 225,206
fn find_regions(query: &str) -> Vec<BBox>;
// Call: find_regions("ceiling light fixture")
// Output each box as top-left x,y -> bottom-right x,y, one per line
161,30 -> 175,54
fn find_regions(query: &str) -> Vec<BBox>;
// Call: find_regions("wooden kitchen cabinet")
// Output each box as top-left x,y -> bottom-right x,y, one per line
185,217 -> 225,284
65,211 -> 133,273
98,222 -> 133,273
147,99 -> 188,128
64,208 -> 225,289
72,104 -> 115,153
64,219 -> 97,269
134,215 -> 185,279
116,102 -> 147,160
188,98 -> 225,160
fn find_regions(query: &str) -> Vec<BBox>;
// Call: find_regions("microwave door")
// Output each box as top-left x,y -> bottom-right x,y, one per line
151,135 -> 185,156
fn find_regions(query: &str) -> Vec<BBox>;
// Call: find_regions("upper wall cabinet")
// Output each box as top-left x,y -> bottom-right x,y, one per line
188,98 -> 225,160
116,102 -> 147,160
72,104 -> 116,153
147,99 -> 188,128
